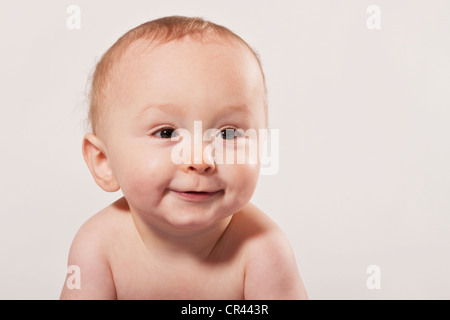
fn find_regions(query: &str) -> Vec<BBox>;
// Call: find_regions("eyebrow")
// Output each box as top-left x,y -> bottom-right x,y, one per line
135,103 -> 186,119
136,103 -> 252,120
215,105 -> 253,120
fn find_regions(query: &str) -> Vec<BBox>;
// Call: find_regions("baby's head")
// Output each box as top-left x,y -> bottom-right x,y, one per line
83,16 -> 268,231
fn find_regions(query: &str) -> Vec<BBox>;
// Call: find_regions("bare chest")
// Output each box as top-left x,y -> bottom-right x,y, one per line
109,247 -> 245,299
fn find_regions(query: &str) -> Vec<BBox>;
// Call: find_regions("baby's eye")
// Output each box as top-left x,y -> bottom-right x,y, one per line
217,128 -> 243,141
153,127 -> 178,139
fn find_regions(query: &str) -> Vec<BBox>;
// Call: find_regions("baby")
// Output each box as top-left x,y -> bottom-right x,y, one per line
60,15 -> 307,300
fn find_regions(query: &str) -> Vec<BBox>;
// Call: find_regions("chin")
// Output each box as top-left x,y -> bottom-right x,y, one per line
163,206 -> 231,232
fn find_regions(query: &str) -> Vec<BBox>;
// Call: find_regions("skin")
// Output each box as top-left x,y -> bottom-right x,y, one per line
60,37 -> 308,299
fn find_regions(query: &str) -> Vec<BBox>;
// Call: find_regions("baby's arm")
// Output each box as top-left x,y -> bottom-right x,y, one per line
60,217 -> 116,300
243,230 -> 308,300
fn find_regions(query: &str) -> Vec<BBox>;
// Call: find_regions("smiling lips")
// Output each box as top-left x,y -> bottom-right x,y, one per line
171,189 -> 223,201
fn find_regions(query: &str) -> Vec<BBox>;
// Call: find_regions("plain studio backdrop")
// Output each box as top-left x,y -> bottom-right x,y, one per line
0,0 -> 449,299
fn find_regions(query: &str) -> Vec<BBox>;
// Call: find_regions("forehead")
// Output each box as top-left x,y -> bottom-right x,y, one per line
110,37 -> 265,116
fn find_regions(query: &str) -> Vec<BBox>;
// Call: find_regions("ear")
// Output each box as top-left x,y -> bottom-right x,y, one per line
82,133 -> 120,192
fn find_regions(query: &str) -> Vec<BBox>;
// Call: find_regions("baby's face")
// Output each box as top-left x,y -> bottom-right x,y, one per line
102,38 -> 266,231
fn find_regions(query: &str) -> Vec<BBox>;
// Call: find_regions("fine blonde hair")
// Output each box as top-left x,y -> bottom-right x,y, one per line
88,15 -> 267,135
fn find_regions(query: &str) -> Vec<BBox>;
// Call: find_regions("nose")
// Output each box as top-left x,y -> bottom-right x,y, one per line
186,161 -> 214,174
181,141 -> 216,174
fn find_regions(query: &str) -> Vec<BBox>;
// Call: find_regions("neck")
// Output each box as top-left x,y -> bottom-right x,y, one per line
130,207 -> 233,263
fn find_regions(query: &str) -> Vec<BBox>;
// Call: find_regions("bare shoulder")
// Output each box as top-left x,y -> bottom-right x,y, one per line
72,197 -> 131,241
232,202 -> 293,252
60,197 -> 131,299
235,202 -> 308,300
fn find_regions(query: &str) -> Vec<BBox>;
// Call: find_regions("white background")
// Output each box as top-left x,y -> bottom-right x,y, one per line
0,0 -> 449,299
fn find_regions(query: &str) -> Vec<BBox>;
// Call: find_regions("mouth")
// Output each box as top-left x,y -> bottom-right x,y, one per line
170,189 -> 223,202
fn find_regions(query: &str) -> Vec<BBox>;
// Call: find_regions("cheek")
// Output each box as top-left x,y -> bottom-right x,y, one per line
221,162 -> 260,204
214,140 -> 261,205
111,146 -> 175,206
